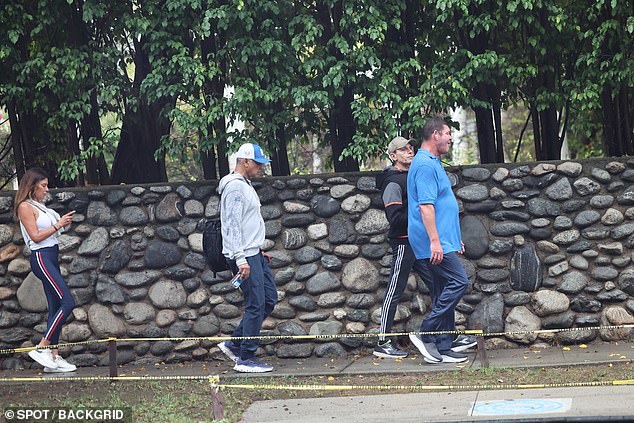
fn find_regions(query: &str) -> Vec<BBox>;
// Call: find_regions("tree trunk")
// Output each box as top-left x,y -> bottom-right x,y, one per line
7,102 -> 27,182
110,37 -> 170,184
200,17 -> 229,180
531,105 -> 543,159
492,89 -> 504,162
331,84 -> 359,172
66,120 -> 82,186
538,107 -> 560,160
601,85 -> 634,157
199,131 -> 217,180
316,0 -> 359,172
269,126 -> 291,176
472,82 -> 498,163
69,1 -> 110,185
83,90 -> 111,185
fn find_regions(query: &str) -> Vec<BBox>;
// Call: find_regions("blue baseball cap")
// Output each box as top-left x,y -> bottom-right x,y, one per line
235,143 -> 272,164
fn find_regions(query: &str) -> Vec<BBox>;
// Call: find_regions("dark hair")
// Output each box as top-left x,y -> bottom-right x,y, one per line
14,168 -> 49,218
422,117 -> 449,141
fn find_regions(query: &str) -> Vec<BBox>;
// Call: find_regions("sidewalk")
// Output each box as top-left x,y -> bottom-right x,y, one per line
2,341 -> 634,422
1,340 -> 633,379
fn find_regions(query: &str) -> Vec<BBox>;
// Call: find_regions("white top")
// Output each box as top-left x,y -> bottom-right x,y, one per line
19,200 -> 59,251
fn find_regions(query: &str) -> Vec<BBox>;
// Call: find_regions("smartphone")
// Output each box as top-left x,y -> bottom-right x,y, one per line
229,273 -> 242,289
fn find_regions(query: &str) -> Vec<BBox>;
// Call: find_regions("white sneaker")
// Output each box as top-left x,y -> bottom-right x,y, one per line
28,348 -> 58,369
44,356 -> 77,373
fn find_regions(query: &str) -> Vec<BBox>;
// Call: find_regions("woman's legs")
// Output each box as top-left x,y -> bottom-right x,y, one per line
30,246 -> 75,357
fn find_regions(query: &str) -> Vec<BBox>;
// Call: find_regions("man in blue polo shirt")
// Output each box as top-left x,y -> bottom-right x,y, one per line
407,117 -> 470,364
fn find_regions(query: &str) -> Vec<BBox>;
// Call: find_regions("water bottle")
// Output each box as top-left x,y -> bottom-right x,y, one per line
230,273 -> 242,289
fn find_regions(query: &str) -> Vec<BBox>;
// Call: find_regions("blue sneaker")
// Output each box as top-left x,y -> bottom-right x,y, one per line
218,341 -> 240,363
233,358 -> 273,373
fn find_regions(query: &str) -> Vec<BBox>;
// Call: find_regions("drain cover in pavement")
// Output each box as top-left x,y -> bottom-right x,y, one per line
471,398 -> 572,416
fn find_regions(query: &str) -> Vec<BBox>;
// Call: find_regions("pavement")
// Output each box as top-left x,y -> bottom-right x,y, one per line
2,340 -> 634,421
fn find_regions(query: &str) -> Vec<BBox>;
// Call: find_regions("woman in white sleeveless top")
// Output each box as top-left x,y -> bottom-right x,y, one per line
15,168 -> 76,372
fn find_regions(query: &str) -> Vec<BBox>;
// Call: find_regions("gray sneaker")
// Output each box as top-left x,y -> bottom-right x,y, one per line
373,340 -> 408,359
451,335 -> 478,352
439,350 -> 469,363
408,333 -> 442,363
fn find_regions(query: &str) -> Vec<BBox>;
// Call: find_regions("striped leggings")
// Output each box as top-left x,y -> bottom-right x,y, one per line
30,245 -> 75,346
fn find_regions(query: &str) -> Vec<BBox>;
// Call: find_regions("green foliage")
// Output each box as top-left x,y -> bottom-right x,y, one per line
2,0 -> 634,183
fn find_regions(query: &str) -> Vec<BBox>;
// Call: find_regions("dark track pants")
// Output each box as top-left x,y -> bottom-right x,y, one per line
229,252 -> 278,360
30,245 -> 75,345
379,240 -> 428,343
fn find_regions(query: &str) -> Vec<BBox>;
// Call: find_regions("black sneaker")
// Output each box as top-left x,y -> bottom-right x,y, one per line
439,350 -> 469,363
451,335 -> 478,352
373,341 -> 408,359
408,333 -> 442,363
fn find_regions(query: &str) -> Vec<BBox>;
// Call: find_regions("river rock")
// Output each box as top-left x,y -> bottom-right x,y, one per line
355,209 -> 389,235
599,306 -> 634,341
16,273 -> 47,312
281,228 -> 307,250
148,280 -> 187,308
510,244 -> 542,292
88,304 -> 126,338
341,258 -> 380,293
341,194 -> 371,213
155,193 -> 184,222
144,241 -> 182,269
306,272 -> 342,295
328,216 -> 355,244
469,293 -> 504,333
531,290 -> 570,316
460,216 -> 489,259
86,201 -> 118,226
504,306 -> 541,343
559,271 -> 588,294
100,240 -> 132,274
545,177 -> 573,200
311,195 -> 341,218
123,302 -> 156,324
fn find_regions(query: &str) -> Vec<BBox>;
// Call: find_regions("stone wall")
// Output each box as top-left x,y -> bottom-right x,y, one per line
1,158 -> 634,369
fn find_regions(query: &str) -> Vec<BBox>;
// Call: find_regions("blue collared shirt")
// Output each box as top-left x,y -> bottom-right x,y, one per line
407,149 -> 462,259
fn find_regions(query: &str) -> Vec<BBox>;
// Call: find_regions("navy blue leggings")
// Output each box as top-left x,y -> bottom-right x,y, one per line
30,245 -> 75,346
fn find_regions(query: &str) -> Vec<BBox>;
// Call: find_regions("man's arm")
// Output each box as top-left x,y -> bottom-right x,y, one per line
383,182 -> 408,229
222,189 -> 247,265
419,204 -> 443,264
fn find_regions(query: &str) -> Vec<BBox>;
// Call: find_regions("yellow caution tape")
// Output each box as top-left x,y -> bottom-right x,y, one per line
2,373 -> 633,392
0,338 -> 116,355
209,379 -> 634,392
210,379 -> 634,392
0,375 -> 215,383
2,324 -> 633,356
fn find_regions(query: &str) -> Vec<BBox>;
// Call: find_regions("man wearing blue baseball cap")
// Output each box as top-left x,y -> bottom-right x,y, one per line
217,143 -> 277,373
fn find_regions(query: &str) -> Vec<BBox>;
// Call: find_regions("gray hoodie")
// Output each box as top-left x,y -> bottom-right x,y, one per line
218,172 -> 265,266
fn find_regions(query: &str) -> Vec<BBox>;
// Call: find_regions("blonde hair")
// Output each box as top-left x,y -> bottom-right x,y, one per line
14,168 -> 49,219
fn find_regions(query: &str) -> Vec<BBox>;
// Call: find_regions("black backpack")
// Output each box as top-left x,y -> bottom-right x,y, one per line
202,219 -> 229,276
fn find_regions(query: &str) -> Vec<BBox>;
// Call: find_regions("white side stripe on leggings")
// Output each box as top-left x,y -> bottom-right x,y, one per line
380,244 -> 405,335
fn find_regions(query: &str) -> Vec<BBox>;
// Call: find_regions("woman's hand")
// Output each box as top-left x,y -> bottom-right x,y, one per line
56,210 -> 75,229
